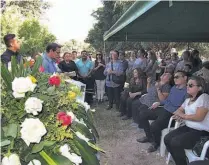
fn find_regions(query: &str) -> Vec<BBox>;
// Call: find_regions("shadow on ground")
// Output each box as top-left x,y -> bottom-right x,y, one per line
92,101 -> 173,165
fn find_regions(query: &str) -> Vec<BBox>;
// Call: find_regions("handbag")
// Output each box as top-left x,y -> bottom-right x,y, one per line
192,136 -> 209,158
111,62 -> 125,84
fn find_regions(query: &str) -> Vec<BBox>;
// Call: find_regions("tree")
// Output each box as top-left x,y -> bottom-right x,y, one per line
18,19 -> 56,56
1,0 -> 53,54
85,1 -> 135,53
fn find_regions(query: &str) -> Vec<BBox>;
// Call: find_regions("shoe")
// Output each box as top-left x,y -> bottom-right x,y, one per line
136,137 -> 152,143
117,113 -> 125,117
106,106 -> 112,110
130,123 -> 138,127
147,143 -> 158,153
122,116 -> 131,120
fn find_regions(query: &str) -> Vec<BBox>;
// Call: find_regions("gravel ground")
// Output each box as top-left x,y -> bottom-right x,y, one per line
92,101 -> 174,165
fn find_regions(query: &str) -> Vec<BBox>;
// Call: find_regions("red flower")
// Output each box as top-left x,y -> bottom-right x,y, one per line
56,112 -> 72,126
57,112 -> 66,120
39,66 -> 45,72
48,75 -> 61,87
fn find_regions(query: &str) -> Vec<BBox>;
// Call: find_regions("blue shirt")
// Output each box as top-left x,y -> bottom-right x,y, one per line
104,60 -> 123,88
160,85 -> 187,113
42,53 -> 57,74
76,59 -> 93,77
133,58 -> 142,69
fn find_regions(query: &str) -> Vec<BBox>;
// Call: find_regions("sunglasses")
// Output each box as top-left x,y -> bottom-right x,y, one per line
97,54 -> 102,56
187,84 -> 200,88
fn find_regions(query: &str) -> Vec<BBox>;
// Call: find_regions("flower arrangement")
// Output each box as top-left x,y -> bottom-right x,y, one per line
1,57 -> 103,165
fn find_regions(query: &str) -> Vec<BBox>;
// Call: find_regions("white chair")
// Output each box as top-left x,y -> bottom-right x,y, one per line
160,117 -> 181,157
185,140 -> 209,163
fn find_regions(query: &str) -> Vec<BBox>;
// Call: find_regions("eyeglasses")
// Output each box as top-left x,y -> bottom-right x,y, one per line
174,75 -> 183,79
187,83 -> 200,88
96,54 -> 102,55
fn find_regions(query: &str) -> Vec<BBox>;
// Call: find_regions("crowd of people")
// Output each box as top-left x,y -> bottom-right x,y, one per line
1,33 -> 209,165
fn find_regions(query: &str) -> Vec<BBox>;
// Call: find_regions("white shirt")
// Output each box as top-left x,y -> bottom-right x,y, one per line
182,93 -> 209,132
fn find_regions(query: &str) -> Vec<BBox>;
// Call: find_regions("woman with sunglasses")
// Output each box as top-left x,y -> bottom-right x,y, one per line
164,76 -> 209,165
93,52 -> 106,103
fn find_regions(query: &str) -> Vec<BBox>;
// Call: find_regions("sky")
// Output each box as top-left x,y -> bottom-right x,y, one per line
42,0 -> 103,43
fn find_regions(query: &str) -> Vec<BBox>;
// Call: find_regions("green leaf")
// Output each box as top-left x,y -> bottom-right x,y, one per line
73,136 -> 99,165
3,124 -> 18,138
0,139 -> 11,147
31,56 -> 42,76
11,56 -> 18,79
1,63 -> 12,90
87,142 -> 105,153
48,153 -> 74,165
47,86 -> 55,95
32,141 -> 56,153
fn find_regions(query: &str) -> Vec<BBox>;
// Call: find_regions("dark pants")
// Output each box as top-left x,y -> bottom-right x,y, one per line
107,86 -> 121,108
139,107 -> 172,145
78,77 -> 94,104
189,160 -> 209,165
131,100 -> 148,124
120,91 -> 140,117
164,125 -> 209,165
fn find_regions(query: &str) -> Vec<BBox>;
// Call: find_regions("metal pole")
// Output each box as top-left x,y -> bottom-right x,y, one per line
187,42 -> 190,50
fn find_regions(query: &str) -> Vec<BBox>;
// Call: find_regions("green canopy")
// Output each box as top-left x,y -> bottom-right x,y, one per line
103,1 -> 209,42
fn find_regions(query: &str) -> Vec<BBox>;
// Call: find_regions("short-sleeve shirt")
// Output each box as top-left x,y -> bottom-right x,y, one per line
140,83 -> 171,107
76,59 -> 93,77
182,93 -> 209,132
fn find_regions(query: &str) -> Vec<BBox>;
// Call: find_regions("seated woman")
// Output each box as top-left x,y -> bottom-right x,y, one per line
132,72 -> 172,126
58,52 -> 78,80
118,68 -> 147,120
164,76 -> 209,165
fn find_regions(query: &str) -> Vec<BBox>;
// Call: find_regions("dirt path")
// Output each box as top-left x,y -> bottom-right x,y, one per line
93,101 -> 173,165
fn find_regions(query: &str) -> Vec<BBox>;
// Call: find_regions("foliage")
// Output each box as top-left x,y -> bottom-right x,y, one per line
1,57 -> 102,165
1,0 -> 55,56
18,19 -> 56,56
62,39 -> 95,54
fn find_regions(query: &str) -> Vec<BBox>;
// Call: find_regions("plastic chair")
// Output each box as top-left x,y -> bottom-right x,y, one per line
185,140 -> 209,163
160,117 -> 181,157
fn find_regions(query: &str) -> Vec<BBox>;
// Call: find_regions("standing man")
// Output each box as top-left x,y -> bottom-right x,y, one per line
119,51 -> 128,90
104,50 -> 123,110
76,50 -> 94,104
72,51 -> 79,63
1,34 -> 21,67
42,43 -> 61,74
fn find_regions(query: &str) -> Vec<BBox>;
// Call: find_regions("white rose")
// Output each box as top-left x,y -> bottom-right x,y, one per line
75,132 -> 89,142
76,100 -> 90,111
2,154 -> 21,165
25,97 -> 43,116
28,159 -> 41,165
67,111 -> 75,121
20,118 -> 47,146
12,77 -> 36,98
60,144 -> 82,165
12,92 -> 25,98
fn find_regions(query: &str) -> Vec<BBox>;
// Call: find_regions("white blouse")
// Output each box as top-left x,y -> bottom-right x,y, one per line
182,93 -> 209,132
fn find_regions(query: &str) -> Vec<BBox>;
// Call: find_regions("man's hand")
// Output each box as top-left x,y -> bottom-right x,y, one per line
149,102 -> 160,110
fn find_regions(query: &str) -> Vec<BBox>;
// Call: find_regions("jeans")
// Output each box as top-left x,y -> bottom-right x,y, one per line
107,86 -> 121,108
164,125 -> 209,165
139,107 -> 172,145
95,80 -> 105,100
